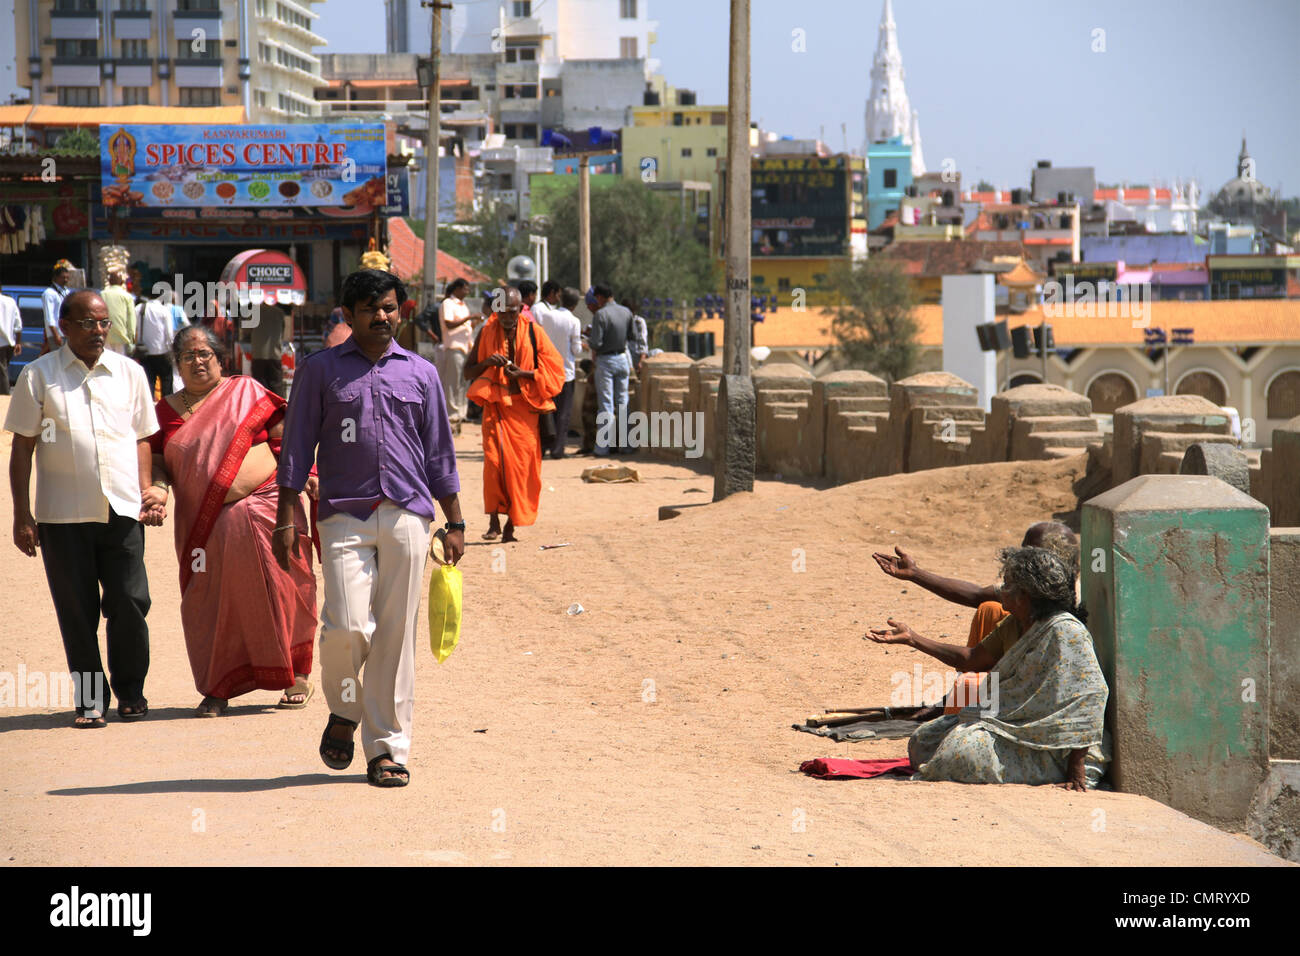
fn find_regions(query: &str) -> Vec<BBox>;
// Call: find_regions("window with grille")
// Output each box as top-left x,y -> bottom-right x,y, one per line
512,1 -> 531,17
620,37 -> 637,58
56,39 -> 97,58
177,39 -> 220,60
620,0 -> 637,18
58,87 -> 101,105
120,39 -> 149,59
179,87 -> 220,106
504,45 -> 537,63
706,147 -> 717,157
681,148 -> 692,157
121,87 -> 150,105
883,169 -> 897,189
119,0 -> 149,11
54,0 -> 97,11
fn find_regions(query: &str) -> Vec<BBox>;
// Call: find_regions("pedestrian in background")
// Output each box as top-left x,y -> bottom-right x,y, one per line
5,291 -> 160,727
136,286 -> 176,399
536,286 -> 583,459
101,269 -> 136,355
250,300 -> 289,397
586,284 -> 634,456
438,278 -> 473,422
42,260 -> 74,352
0,283 -> 21,396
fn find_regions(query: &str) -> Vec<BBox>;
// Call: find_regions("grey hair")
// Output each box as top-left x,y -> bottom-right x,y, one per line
170,324 -> 224,365
998,546 -> 1085,624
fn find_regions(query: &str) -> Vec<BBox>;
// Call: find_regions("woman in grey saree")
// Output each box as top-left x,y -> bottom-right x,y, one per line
868,546 -> 1109,790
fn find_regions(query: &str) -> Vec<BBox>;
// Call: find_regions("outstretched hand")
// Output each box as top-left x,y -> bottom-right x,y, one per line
866,618 -> 918,646
872,546 -> 918,581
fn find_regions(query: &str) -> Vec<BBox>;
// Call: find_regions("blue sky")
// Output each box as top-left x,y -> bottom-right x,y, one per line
312,0 -> 1300,195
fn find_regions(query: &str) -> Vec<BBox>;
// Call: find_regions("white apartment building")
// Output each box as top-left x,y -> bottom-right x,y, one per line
15,0 -> 326,121
387,0 -> 659,77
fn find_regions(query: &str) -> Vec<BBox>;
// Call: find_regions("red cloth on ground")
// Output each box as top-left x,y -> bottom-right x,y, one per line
799,757 -> 915,780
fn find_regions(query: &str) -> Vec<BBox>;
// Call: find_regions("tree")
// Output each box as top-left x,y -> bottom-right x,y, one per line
822,257 -> 919,382
974,179 -> 996,193
540,178 -> 717,316
409,198 -> 531,282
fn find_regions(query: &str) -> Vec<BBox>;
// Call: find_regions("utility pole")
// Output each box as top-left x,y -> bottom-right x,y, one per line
714,0 -> 755,501
421,1 -> 452,310
579,154 -> 591,293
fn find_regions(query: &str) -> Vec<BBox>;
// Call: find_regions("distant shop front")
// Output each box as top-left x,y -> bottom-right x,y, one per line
92,122 -> 391,324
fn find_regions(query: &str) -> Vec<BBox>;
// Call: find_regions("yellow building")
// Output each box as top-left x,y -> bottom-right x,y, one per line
15,0 -> 326,121
621,91 -> 727,186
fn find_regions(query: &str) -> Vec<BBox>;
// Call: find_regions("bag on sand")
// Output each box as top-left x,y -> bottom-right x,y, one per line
428,531 -> 462,663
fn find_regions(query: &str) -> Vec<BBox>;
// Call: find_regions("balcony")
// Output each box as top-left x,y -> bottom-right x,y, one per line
50,59 -> 102,86
116,61 -> 154,87
496,61 -> 540,85
175,59 -> 225,87
113,13 -> 154,40
173,10 -> 223,46
51,11 -> 101,41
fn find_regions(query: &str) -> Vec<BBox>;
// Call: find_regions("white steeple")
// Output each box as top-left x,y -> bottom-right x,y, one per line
863,0 -> 925,176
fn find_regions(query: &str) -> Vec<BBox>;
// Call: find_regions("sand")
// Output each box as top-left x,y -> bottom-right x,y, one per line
0,393 -> 1286,866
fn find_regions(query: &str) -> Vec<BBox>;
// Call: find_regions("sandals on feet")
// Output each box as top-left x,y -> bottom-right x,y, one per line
195,696 -> 227,718
117,699 -> 148,721
277,677 -> 315,710
367,754 -> 410,788
319,713 -> 358,770
74,711 -> 107,729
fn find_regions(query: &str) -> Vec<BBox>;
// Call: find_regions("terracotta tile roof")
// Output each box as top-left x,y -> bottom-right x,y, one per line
877,239 -> 1026,278
691,299 -> 1300,350
997,261 -> 1046,286
387,217 -> 490,287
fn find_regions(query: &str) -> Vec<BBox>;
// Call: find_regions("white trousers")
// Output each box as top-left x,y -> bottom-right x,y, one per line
318,501 -> 432,766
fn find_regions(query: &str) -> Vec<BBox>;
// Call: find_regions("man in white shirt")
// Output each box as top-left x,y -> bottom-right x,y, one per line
136,289 -> 176,398
0,283 -> 22,397
42,260 -> 74,351
536,285 -> 585,459
5,291 -> 161,727
438,278 -> 474,421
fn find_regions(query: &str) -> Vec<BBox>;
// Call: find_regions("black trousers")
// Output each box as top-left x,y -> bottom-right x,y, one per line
550,380 -> 575,457
38,513 -> 151,714
251,358 -> 284,397
140,353 -> 173,399
0,345 -> 12,396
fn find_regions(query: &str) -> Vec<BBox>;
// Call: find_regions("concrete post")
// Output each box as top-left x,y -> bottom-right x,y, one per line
713,374 -> 755,500
1268,529 -> 1300,760
1082,475 -> 1270,829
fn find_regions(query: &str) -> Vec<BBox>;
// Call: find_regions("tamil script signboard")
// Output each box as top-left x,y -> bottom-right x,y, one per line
384,166 -> 410,217
99,124 -> 387,209
750,156 -> 849,257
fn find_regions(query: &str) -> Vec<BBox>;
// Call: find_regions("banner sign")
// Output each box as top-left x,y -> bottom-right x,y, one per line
99,124 -> 387,210
384,166 -> 410,217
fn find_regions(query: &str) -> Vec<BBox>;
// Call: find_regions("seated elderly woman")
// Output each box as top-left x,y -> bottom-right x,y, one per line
867,546 -> 1108,791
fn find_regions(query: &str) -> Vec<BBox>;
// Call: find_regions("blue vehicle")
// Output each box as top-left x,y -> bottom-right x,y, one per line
3,285 -> 50,387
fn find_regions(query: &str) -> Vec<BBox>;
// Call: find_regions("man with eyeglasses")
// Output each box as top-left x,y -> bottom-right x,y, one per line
4,290 -> 161,728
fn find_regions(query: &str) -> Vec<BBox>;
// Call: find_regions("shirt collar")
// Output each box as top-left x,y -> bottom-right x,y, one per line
338,336 -> 409,362
61,344 -> 113,375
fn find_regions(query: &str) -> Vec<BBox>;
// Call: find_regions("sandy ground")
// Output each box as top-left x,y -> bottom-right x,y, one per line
0,392 -> 1286,866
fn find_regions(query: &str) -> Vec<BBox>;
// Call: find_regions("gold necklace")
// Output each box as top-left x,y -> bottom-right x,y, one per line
180,385 -> 213,415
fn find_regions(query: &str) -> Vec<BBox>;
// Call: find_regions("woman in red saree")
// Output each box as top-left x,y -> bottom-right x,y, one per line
145,326 -> 318,717
465,286 -> 565,542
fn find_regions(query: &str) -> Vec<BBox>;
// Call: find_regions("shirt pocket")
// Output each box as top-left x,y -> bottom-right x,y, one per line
323,382 -> 365,437
382,383 -> 424,432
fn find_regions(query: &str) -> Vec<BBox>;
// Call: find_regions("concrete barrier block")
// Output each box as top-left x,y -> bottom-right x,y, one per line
1269,530 -> 1300,760
1272,417 -> 1300,526
688,356 -> 723,462
1179,442 -> 1251,495
753,363 -> 819,477
1082,475 -> 1270,829
1248,760 -> 1300,862
1112,395 -> 1231,486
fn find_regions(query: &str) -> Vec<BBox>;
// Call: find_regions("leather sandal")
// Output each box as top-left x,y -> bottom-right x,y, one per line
367,754 -> 409,788
117,699 -> 148,721
319,713 -> 358,770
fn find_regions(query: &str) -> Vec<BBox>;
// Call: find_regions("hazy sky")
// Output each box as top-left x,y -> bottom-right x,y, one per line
311,0 -> 1299,195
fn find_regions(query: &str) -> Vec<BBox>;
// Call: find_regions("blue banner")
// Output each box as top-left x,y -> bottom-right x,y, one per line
100,123 -> 387,209
384,166 -> 410,217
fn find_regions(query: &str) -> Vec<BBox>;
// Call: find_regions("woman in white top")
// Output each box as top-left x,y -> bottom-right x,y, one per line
438,278 -> 474,421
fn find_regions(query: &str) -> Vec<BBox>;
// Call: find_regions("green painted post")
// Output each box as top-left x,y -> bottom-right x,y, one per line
1082,475 -> 1270,829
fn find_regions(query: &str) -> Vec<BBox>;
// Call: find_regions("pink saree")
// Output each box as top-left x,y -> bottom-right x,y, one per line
164,376 -> 317,699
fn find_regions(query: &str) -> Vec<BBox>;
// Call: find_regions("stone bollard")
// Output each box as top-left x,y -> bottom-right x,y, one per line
1271,416 -> 1300,526
1267,529 -> 1300,760
637,351 -> 695,460
689,355 -> 723,463
1178,442 -> 1250,494
1082,475 -> 1270,829
884,371 -> 981,475
1111,395 -> 1232,486
971,383 -> 1095,463
815,369 -> 890,484
752,362 -> 819,477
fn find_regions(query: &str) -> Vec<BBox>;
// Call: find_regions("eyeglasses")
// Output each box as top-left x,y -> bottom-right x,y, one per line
71,319 -> 112,331
180,349 -> 216,364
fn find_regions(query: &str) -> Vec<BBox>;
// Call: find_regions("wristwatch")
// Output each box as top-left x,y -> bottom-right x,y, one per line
444,520 -> 466,532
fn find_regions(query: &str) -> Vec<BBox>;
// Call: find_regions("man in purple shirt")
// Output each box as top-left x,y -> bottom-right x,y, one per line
274,269 -> 465,788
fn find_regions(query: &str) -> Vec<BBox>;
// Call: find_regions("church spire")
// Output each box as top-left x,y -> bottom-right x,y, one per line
863,0 -> 925,175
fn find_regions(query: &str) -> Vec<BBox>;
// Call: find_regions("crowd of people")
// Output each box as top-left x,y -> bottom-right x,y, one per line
5,258 -> 1112,793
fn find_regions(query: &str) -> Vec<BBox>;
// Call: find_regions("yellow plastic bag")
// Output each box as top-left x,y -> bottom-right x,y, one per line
428,534 -> 463,663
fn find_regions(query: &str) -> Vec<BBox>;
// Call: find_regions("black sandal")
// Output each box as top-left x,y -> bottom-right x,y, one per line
319,713 -> 358,770
117,699 -> 148,721
367,754 -> 409,788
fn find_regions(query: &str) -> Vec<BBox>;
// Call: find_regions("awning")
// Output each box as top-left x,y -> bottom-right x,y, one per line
23,105 -> 247,126
219,249 -> 306,306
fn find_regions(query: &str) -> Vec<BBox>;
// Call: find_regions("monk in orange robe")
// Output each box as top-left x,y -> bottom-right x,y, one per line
465,286 -> 565,542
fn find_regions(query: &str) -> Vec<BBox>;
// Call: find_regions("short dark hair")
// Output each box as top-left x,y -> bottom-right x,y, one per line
341,269 -> 407,311
560,287 -> 581,310
592,283 -> 613,299
171,324 -> 225,365
59,289 -> 98,322
540,279 -> 561,299
515,279 -> 538,298
445,278 -> 469,298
